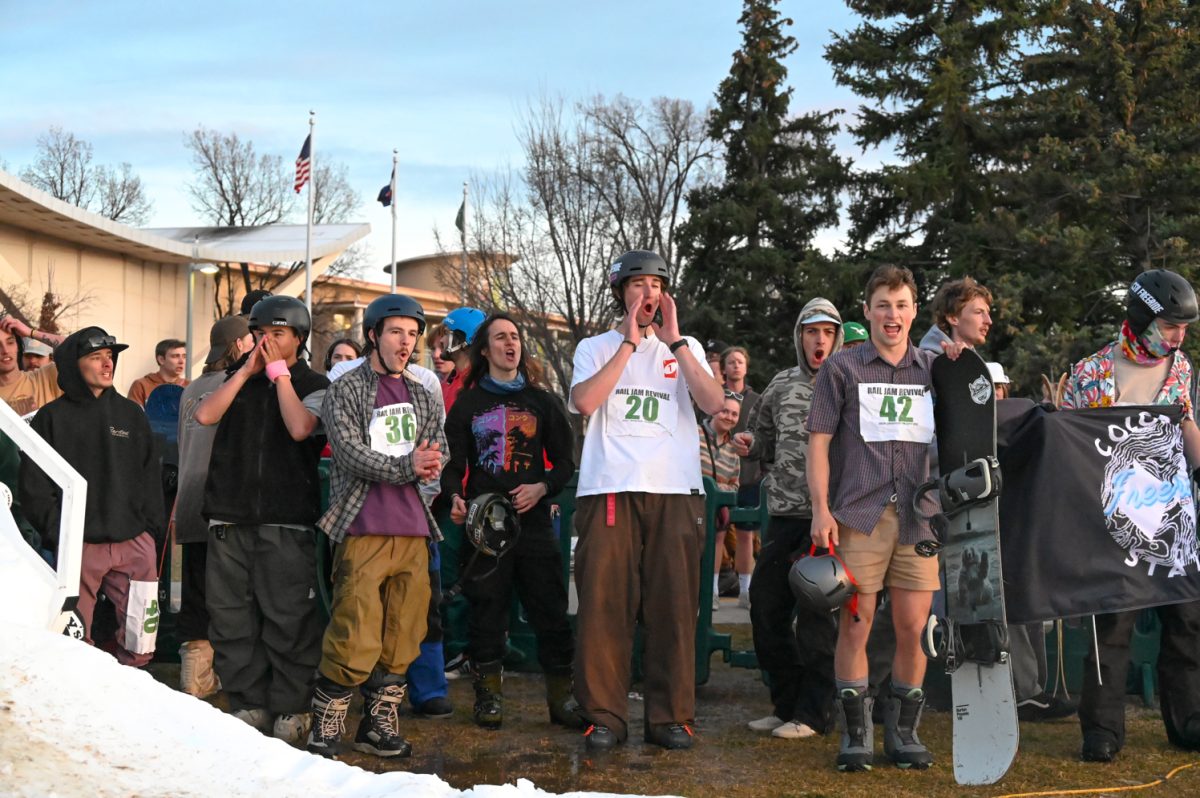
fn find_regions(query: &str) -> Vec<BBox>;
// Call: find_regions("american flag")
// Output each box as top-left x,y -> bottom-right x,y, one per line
294,134 -> 312,194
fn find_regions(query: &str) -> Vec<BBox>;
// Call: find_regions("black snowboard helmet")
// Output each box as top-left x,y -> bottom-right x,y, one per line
248,295 -> 311,349
1126,269 -> 1199,336
363,294 -> 426,345
464,492 -> 521,558
608,250 -> 670,312
789,550 -> 857,615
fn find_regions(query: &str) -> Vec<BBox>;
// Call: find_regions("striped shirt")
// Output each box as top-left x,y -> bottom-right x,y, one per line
806,341 -> 938,545
698,420 -> 741,492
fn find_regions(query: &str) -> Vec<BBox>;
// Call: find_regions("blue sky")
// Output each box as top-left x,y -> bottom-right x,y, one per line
0,1 -> 867,281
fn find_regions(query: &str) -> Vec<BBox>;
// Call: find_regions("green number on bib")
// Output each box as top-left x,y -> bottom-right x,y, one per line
384,415 -> 402,444
642,396 -> 659,422
897,395 -> 913,423
879,395 -> 898,422
143,599 -> 160,634
625,395 -> 641,420
400,413 -> 416,441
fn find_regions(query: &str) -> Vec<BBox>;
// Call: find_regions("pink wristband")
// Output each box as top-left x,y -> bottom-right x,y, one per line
266,360 -> 290,382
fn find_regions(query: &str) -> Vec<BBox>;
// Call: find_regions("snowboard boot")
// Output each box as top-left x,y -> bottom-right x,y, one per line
546,671 -> 585,729
306,680 -> 353,757
355,682 -> 412,757
179,640 -> 220,699
882,686 -> 934,769
472,659 -> 504,730
835,688 -> 874,772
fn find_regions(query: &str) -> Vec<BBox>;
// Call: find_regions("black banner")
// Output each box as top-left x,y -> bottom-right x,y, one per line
998,403 -> 1200,623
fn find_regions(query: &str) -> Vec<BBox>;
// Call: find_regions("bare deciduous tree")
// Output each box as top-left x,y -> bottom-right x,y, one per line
437,94 -> 714,402
20,127 -> 153,225
186,127 -> 364,316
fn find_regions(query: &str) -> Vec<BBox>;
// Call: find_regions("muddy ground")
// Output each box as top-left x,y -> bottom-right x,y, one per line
151,622 -> 1200,798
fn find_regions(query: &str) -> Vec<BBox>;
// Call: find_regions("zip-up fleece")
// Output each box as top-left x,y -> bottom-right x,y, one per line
747,298 -> 844,517
202,361 -> 328,525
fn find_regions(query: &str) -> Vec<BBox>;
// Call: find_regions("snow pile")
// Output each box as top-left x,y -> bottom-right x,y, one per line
0,623 -> 659,798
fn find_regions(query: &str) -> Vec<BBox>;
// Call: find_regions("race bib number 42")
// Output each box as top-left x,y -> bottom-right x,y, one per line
857,383 -> 935,444
369,402 -> 417,456
606,385 -> 678,437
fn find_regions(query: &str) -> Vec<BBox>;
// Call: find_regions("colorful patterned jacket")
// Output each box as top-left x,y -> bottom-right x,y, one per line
1060,342 -> 1194,420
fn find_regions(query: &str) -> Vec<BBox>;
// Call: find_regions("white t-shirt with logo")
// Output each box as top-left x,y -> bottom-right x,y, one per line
570,329 -> 713,497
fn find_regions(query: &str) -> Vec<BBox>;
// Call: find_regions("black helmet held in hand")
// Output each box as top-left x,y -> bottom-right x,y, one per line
789,547 -> 857,615
363,293 -> 426,341
248,295 -> 311,344
1127,269 -> 1199,335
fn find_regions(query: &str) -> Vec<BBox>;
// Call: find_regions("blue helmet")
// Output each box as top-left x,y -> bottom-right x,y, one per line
443,307 -> 487,354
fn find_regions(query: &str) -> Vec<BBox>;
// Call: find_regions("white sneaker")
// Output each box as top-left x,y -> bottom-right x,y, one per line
233,707 -> 273,733
772,721 -> 817,739
738,593 -> 752,610
273,712 -> 312,744
713,594 -> 722,612
747,714 -> 786,732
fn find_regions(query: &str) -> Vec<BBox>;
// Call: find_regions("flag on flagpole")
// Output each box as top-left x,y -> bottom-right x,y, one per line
454,200 -> 465,233
294,135 -> 312,194
377,164 -> 395,207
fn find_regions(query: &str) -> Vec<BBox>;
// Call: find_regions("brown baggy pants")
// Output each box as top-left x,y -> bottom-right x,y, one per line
573,492 -> 705,740
319,534 -> 430,688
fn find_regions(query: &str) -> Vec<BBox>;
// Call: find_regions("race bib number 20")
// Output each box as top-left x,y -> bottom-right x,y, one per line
857,383 -> 935,444
606,385 -> 678,437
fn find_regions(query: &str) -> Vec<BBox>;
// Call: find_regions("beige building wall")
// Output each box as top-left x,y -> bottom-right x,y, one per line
0,221 -> 215,391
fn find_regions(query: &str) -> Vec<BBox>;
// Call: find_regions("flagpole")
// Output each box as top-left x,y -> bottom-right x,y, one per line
390,150 -> 398,294
460,181 -> 468,305
304,110 -> 315,317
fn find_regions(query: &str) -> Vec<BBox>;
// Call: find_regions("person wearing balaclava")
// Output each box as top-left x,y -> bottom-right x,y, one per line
1061,269 -> 1200,762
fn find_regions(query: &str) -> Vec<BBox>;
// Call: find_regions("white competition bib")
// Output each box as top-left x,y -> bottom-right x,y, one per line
605,385 -> 678,438
858,383 -> 935,443
368,402 -> 417,456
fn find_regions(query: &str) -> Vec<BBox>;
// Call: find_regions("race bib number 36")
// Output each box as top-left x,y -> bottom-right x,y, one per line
606,385 -> 678,437
369,402 -> 417,456
857,383 -> 935,444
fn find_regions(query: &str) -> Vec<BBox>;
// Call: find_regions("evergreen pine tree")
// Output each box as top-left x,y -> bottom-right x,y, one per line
678,0 -> 850,385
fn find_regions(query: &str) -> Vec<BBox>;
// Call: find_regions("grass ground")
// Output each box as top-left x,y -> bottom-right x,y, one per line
151,624 -> 1200,798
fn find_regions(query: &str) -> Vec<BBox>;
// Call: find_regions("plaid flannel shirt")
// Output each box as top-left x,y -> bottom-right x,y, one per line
318,360 -> 448,543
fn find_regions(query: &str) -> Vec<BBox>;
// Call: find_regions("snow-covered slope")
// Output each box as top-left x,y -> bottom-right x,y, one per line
0,624 -> 660,798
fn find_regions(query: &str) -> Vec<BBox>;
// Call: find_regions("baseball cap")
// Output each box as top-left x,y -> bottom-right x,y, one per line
802,312 -> 841,327
986,362 -> 1011,385
22,337 -> 53,357
842,321 -> 869,344
206,316 -> 251,364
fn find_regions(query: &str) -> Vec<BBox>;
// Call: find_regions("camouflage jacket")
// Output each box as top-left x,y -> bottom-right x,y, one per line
748,297 -> 844,517
748,366 -> 817,517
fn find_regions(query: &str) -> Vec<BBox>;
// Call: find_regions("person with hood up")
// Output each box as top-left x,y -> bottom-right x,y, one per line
20,326 -> 165,667
736,298 -> 844,741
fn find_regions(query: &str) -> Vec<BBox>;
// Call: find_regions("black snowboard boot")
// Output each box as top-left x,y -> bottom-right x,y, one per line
306,679 -> 353,757
835,688 -> 874,772
546,671 -> 584,729
473,659 -> 504,730
882,686 -> 933,769
355,682 -> 412,757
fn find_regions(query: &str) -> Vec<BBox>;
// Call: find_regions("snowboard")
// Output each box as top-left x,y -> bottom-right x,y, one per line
922,349 -> 1018,786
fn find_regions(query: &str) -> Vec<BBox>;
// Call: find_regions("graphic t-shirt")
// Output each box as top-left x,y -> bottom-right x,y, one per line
570,330 -> 712,497
0,363 -> 60,420
345,374 -> 429,537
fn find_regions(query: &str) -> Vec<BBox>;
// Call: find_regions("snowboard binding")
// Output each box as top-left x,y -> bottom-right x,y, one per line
913,456 -> 1003,558
922,615 -> 1009,673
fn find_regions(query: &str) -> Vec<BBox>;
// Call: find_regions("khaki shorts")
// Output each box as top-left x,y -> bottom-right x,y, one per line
837,504 -> 939,594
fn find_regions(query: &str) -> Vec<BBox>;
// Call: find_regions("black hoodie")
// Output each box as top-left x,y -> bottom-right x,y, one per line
20,327 -> 165,550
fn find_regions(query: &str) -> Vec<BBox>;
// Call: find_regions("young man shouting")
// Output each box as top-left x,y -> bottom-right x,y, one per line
569,250 -> 725,751
807,265 -> 964,772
